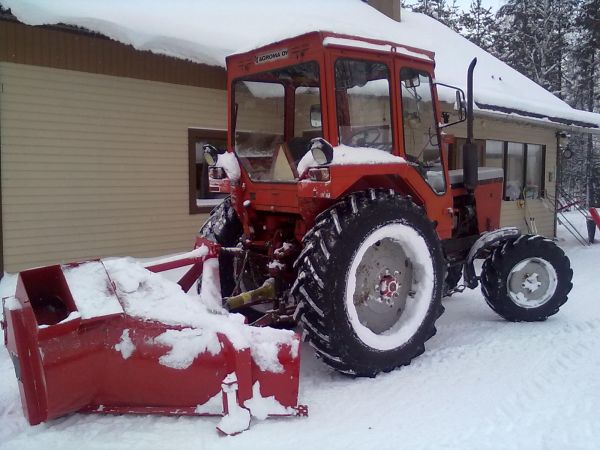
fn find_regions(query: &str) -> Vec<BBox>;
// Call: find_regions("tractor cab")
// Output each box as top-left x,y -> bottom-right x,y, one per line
215,32 -> 465,237
199,31 -> 571,377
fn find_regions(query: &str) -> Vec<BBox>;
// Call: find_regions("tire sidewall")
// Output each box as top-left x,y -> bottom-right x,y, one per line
326,198 -> 444,372
482,236 -> 572,321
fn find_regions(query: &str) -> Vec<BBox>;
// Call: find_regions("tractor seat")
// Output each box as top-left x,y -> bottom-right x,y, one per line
449,167 -> 504,187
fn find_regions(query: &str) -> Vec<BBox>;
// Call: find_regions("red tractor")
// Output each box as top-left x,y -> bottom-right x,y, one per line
200,31 -> 573,377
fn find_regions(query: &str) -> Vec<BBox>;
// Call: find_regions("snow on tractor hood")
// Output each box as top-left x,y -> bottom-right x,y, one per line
5,0 -> 600,131
297,144 -> 407,177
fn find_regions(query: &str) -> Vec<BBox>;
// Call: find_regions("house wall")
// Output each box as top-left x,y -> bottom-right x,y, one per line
447,115 -> 558,237
0,18 -> 562,272
0,62 -> 224,271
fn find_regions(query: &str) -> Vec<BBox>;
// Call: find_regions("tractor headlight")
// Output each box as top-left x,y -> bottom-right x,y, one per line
203,144 -> 222,166
310,138 -> 334,165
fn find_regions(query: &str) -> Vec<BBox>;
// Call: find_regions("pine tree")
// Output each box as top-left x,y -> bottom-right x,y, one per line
493,0 -> 578,97
409,0 -> 461,31
568,0 -> 600,205
459,0 -> 496,52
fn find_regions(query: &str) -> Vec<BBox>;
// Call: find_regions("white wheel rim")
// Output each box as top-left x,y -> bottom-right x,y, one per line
352,237 -> 414,334
507,257 -> 558,308
345,223 -> 435,351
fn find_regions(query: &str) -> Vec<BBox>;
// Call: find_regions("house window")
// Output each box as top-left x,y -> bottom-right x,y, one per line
526,144 -> 545,199
188,128 -> 227,214
450,138 -> 545,200
484,140 -> 503,169
484,140 -> 545,201
448,138 -> 485,169
505,142 -> 525,201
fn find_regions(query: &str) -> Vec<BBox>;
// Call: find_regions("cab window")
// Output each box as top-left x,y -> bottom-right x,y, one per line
399,68 -> 445,194
334,59 -> 393,152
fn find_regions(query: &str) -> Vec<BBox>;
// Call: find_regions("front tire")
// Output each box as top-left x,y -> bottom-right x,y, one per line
480,235 -> 573,321
293,190 -> 445,377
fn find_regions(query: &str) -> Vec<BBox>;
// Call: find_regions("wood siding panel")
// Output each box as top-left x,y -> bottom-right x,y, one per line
0,20 -> 226,90
0,62 -> 224,271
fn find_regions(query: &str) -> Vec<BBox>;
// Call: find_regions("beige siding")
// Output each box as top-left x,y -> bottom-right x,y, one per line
1,62 -> 222,271
0,61 -> 562,271
447,114 -> 558,237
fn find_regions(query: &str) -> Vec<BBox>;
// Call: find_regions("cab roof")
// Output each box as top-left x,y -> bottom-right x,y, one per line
226,31 -> 435,70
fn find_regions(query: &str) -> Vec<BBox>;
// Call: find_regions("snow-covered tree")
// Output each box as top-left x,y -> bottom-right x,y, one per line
459,0 -> 496,52
408,0 -> 461,31
564,0 -> 600,205
493,0 -> 577,98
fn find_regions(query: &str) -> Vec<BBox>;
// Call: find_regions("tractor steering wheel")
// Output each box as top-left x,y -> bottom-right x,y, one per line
405,154 -> 429,177
350,127 -> 382,147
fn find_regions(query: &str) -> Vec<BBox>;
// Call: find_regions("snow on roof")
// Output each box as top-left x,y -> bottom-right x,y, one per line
4,0 -> 599,130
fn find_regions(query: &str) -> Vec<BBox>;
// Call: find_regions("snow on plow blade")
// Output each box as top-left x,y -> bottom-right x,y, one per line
1,241 -> 305,435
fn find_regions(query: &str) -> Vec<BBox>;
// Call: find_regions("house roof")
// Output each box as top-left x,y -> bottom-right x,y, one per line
3,0 -> 599,131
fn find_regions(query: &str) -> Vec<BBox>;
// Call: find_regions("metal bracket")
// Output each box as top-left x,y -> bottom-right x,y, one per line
463,227 -> 521,289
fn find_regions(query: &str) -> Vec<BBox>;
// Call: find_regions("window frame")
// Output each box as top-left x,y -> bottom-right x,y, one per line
524,143 -> 546,200
450,138 -> 546,201
333,57 -> 395,152
230,60 -> 323,184
188,128 -> 228,214
482,140 -> 546,201
398,66 -> 446,195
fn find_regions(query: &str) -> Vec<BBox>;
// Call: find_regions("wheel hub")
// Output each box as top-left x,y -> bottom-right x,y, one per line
378,271 -> 401,305
507,257 -> 558,308
353,237 -> 414,334
521,272 -> 542,293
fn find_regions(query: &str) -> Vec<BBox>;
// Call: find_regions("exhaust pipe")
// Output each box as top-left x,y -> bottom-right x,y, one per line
462,58 -> 478,192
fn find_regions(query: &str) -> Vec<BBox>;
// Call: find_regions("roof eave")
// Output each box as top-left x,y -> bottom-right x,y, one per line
475,103 -> 600,135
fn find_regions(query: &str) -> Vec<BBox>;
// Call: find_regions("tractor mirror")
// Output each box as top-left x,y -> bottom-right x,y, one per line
310,138 -> 334,165
456,89 -> 467,121
403,76 -> 421,89
203,144 -> 224,166
435,83 -> 467,129
310,104 -> 322,128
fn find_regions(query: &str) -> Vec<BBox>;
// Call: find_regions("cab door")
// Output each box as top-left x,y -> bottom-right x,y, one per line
393,58 -> 453,238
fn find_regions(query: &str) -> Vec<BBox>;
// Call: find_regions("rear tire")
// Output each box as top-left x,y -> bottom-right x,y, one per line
293,190 -> 445,377
480,235 -> 573,321
197,197 -> 242,297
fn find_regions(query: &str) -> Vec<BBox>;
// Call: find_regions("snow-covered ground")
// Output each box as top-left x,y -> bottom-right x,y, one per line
1,213 -> 599,450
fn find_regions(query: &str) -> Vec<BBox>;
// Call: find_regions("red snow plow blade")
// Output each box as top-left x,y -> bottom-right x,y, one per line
1,238 -> 305,435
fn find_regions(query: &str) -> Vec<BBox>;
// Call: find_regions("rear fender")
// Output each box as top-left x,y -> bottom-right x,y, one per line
298,162 -> 454,238
297,163 -> 411,201
463,227 -> 521,289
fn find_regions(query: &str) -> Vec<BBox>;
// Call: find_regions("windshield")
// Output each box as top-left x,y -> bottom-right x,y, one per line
334,58 -> 393,152
233,61 -> 322,182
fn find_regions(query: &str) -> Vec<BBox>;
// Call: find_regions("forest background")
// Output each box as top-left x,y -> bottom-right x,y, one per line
403,0 -> 599,204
